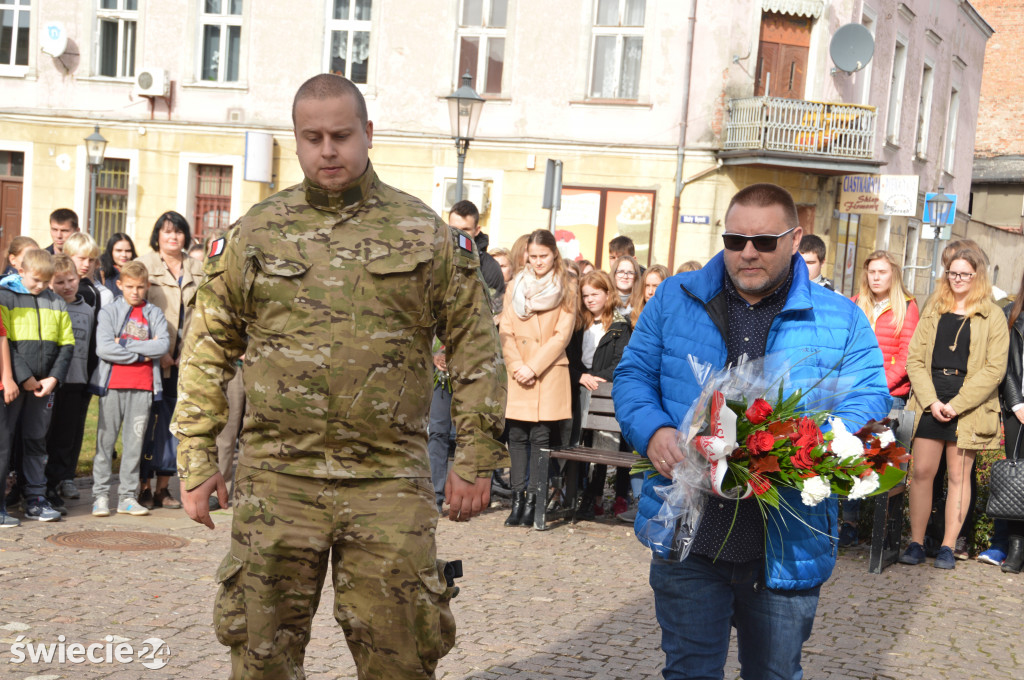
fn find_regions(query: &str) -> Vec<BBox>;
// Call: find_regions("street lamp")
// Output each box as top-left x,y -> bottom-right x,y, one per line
926,186 -> 955,294
445,71 -> 485,203
85,125 -> 108,239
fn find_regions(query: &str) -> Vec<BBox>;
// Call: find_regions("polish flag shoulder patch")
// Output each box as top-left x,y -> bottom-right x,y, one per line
207,237 -> 226,258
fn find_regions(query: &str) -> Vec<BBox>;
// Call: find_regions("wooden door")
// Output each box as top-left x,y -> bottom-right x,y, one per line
0,180 -> 23,258
754,12 -> 812,99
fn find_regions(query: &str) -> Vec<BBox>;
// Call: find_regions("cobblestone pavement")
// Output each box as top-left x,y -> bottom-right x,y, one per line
0,479 -> 1021,679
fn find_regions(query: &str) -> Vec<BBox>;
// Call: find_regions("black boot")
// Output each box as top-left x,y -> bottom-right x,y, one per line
1002,535 -> 1024,573
520,492 -> 537,527
504,491 -> 525,527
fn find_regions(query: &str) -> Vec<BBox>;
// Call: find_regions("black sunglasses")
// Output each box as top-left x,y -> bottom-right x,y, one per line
721,226 -> 797,253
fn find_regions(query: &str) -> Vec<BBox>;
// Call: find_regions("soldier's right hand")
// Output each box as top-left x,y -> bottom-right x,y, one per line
182,472 -> 229,529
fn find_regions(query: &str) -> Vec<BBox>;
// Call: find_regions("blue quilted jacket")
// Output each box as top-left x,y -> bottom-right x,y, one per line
612,253 -> 890,590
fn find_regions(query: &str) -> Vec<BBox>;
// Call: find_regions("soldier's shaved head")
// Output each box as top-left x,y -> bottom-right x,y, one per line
292,74 -> 368,127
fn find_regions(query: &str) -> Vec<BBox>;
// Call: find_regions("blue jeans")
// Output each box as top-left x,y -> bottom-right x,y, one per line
649,554 -> 820,680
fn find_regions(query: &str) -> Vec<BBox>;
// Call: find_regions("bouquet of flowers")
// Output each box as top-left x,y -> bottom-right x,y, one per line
634,350 -> 908,560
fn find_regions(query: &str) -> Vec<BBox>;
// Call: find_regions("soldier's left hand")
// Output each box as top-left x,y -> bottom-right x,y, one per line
444,471 -> 490,522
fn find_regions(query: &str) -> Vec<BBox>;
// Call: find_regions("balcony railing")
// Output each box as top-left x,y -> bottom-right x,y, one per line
724,96 -> 877,160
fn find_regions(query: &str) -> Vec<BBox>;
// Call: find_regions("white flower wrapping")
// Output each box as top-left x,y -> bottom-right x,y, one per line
799,475 -> 831,507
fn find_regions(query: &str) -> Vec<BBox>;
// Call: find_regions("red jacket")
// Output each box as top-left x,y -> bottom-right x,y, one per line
853,296 -> 919,398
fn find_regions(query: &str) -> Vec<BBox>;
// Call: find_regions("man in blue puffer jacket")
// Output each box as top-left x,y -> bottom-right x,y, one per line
613,183 -> 889,680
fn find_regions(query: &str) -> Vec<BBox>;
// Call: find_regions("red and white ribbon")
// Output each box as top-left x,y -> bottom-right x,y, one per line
692,391 -> 752,499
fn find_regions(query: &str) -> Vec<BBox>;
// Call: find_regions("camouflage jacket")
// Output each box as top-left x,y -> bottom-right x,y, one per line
171,162 -> 507,490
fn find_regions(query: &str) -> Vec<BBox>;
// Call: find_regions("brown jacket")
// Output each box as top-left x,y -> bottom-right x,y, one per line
136,250 -> 204,376
499,285 -> 576,422
906,298 -> 1009,450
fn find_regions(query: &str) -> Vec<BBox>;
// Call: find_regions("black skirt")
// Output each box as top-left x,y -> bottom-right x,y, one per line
915,370 -> 966,442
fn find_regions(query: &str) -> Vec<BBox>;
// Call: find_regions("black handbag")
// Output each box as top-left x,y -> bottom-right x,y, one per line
986,424 -> 1024,520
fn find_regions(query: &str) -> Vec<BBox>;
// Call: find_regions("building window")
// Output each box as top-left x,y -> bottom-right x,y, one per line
193,164 -> 232,239
914,63 -> 934,158
885,38 -> 908,144
93,158 -> 130,247
943,86 -> 959,175
557,186 -> 655,267
326,0 -> 371,84
856,11 -> 875,105
589,0 -> 645,100
0,0 -> 30,69
456,0 -> 507,95
97,0 -> 138,78
200,0 -> 243,82
0,149 -> 24,177
833,212 -> 861,297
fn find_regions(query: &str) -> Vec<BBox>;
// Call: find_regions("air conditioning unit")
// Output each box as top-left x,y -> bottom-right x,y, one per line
443,178 -> 491,215
134,67 -> 170,97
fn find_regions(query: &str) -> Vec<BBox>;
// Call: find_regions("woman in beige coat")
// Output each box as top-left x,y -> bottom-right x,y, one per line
901,247 -> 1009,569
499,230 -> 576,527
136,211 -> 204,509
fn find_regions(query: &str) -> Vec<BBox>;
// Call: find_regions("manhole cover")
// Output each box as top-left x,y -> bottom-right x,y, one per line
46,531 -> 190,551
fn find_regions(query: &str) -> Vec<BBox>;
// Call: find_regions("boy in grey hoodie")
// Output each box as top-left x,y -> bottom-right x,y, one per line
89,261 -> 169,517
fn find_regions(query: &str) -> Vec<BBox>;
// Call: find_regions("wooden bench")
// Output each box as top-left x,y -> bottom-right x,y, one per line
528,382 -> 636,530
867,408 -> 915,574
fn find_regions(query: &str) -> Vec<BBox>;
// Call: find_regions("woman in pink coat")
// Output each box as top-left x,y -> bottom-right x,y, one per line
499,230 -> 577,527
841,250 -> 919,545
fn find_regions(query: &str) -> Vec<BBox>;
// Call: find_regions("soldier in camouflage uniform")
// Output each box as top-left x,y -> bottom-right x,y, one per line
170,74 -> 507,680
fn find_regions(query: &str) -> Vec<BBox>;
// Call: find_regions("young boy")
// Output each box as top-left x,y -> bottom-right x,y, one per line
89,261 -> 169,517
44,256 -> 97,513
798,234 -> 835,291
0,249 -> 75,522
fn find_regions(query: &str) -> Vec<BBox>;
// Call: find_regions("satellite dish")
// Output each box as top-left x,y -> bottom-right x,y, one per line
830,23 -> 874,73
40,22 -> 68,58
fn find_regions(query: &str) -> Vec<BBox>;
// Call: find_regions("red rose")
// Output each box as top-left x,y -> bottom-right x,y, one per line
797,417 -> 823,444
791,444 -> 816,470
745,430 -> 776,456
750,474 -> 772,495
745,398 -> 774,425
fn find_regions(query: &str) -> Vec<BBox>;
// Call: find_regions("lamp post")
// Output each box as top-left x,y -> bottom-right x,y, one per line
926,186 -> 955,295
445,71 -> 485,203
85,125 -> 108,239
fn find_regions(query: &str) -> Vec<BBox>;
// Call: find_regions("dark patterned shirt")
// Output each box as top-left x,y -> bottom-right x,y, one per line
691,265 -> 794,563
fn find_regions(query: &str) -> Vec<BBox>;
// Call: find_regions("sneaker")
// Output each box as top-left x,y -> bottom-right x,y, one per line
899,542 -> 926,565
92,497 -> 110,517
611,496 -> 629,516
60,479 -> 80,500
24,496 -> 61,522
954,536 -> 969,560
934,545 -> 956,570
0,512 -> 20,528
45,488 -> 68,517
117,498 -> 151,516
978,548 -> 1007,566
616,507 -> 637,523
838,522 -> 859,547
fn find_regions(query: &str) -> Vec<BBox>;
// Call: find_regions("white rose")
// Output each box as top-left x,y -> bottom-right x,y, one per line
849,470 -> 881,500
800,475 -> 831,507
877,429 -> 896,447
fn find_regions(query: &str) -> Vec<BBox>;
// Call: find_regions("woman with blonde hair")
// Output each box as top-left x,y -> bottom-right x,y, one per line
839,251 -> 919,545
4,236 -> 39,276
509,234 -> 530,277
500,229 -> 577,527
632,264 -> 670,328
612,254 -> 644,317
567,270 -> 632,517
901,247 -> 1009,569
490,247 -> 513,284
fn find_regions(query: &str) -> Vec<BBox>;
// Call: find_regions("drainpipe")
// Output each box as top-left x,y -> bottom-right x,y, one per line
667,0 -> 699,271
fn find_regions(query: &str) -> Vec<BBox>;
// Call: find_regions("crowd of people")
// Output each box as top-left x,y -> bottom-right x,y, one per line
452,200 -> 1024,578
0,208 -> 221,526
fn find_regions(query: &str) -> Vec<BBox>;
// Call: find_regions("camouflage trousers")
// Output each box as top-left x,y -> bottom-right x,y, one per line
214,466 -> 457,679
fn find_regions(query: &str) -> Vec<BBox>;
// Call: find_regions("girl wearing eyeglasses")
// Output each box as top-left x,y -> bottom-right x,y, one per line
902,248 -> 1009,569
612,255 -> 644,317
500,230 -> 577,527
840,252 -> 919,546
